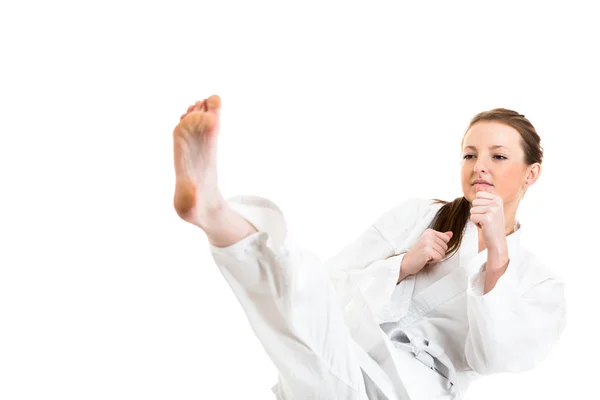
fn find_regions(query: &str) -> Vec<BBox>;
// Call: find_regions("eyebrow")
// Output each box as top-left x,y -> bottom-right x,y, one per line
463,145 -> 510,152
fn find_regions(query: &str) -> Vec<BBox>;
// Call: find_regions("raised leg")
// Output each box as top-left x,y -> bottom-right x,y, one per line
171,96 -> 368,398
172,95 -> 258,247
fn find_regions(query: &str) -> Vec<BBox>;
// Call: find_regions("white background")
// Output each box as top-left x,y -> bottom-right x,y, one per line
1,1 -> 598,399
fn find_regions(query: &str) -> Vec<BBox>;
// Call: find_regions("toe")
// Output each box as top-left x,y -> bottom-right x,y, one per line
194,100 -> 207,112
206,95 -> 221,111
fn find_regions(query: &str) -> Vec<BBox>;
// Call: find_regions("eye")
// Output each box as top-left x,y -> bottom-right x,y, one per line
463,154 -> 475,159
493,155 -> 507,160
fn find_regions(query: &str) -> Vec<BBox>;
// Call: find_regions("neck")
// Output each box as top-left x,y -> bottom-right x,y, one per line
503,198 -> 520,235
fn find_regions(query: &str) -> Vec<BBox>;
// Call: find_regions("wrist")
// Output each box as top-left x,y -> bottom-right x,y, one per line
487,238 -> 508,257
398,253 -> 413,283
487,247 -> 508,260
397,268 -> 411,283
486,246 -> 509,273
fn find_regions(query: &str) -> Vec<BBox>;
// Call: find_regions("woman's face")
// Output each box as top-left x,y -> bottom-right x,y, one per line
460,121 -> 534,205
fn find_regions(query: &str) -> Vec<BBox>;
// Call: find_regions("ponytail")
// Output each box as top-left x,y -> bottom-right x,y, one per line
430,196 -> 471,258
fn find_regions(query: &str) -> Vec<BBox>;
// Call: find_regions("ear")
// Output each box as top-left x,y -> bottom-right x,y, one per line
525,163 -> 541,186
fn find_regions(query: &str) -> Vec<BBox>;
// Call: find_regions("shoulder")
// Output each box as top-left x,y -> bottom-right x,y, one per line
371,198 -> 444,237
374,197 -> 440,221
512,246 -> 566,291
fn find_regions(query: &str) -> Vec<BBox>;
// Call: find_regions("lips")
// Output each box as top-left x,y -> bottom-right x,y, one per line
472,180 -> 492,185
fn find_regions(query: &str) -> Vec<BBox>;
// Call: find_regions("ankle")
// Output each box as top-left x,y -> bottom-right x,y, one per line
196,199 -> 227,225
199,204 -> 259,248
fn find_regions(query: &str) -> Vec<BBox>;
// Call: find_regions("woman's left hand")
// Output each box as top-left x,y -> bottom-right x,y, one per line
470,191 -> 507,253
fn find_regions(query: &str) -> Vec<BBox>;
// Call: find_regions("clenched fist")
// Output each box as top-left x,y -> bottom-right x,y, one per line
400,229 -> 453,277
469,191 -> 507,252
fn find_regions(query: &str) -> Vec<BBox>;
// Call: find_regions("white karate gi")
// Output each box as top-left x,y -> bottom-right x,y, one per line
208,195 -> 566,400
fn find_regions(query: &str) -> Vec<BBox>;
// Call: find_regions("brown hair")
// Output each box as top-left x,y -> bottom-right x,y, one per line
430,108 -> 544,258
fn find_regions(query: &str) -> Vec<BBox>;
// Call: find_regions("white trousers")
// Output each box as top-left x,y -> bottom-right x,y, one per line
208,195 -> 454,400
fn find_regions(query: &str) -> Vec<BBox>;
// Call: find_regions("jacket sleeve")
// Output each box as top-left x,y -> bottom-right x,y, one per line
322,197 -> 429,273
464,254 -> 567,375
322,197 -> 430,314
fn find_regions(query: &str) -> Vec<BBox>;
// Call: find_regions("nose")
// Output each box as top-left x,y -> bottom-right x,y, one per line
473,156 -> 489,173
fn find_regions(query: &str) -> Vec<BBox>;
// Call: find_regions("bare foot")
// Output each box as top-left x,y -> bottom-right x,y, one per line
173,95 -> 225,226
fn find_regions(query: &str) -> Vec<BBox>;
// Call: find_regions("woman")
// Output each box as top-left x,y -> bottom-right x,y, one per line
172,95 -> 566,400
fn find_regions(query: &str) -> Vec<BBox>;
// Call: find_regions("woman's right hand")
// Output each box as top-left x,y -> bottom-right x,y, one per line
400,229 -> 453,276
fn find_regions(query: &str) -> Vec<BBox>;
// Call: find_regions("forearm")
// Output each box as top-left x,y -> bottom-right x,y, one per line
397,253 -> 412,284
483,246 -> 510,294
397,266 -> 411,283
